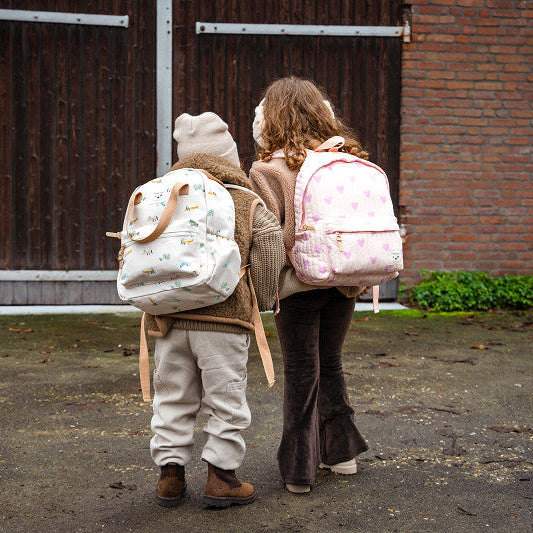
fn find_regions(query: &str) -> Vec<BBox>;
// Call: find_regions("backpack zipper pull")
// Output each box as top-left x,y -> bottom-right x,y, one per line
118,244 -> 126,268
336,233 -> 344,252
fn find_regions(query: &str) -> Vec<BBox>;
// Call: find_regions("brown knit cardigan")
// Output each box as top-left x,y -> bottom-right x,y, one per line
249,155 -> 362,300
145,153 -> 285,337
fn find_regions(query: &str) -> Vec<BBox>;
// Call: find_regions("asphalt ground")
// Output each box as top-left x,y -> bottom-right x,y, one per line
0,308 -> 531,532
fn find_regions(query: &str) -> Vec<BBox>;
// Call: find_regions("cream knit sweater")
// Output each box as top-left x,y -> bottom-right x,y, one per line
249,156 -> 362,300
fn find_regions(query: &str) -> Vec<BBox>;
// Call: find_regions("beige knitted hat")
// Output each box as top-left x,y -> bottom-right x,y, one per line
173,112 -> 240,167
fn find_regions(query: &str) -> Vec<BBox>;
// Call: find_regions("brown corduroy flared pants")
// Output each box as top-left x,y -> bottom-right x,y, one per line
275,288 -> 368,485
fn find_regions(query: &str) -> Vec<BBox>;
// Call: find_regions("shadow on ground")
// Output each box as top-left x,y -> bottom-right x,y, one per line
0,309 -> 531,532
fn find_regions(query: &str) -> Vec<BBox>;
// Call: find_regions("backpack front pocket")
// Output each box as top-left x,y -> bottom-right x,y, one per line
325,229 -> 403,283
119,231 -> 207,289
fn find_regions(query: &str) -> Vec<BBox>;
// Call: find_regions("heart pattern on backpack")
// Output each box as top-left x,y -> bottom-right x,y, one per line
290,147 -> 403,288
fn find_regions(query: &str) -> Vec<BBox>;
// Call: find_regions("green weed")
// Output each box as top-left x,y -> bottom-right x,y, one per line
410,270 -> 533,311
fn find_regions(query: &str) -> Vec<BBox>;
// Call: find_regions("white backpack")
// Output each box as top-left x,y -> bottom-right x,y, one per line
286,137 -> 403,310
107,167 -> 276,401
111,168 -> 242,315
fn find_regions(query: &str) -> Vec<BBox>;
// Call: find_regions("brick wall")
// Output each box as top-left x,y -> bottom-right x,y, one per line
400,0 -> 532,286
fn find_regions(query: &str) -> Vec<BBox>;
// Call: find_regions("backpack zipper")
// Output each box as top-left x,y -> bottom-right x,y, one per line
335,233 -> 344,253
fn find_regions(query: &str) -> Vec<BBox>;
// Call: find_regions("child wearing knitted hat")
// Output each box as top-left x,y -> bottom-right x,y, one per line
145,112 -> 284,508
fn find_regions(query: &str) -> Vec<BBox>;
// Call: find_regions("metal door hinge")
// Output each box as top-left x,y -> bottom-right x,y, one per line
196,22 -> 410,39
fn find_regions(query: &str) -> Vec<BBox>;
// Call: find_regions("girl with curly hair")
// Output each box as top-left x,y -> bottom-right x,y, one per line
249,76 -> 369,494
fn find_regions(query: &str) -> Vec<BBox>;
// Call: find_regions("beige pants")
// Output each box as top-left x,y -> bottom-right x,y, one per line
150,329 -> 251,470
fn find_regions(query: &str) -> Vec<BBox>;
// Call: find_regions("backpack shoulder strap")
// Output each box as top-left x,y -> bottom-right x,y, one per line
224,183 -> 264,203
139,313 -> 151,402
247,268 -> 275,387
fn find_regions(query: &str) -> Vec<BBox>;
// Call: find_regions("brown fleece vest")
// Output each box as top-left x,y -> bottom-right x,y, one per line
164,187 -> 257,330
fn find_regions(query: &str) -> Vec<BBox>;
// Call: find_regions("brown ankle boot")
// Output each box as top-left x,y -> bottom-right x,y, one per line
156,463 -> 186,507
203,462 -> 255,508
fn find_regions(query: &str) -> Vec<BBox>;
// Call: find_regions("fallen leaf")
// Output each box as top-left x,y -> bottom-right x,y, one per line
429,406 -> 461,415
489,425 -> 521,434
479,457 -> 528,466
35,359 -> 51,364
512,322 -> 532,329
130,430 -> 150,436
457,505 -> 476,516
109,481 -> 137,490
361,409 -> 391,418
397,406 -> 420,414
442,358 -> 476,365
352,317 -> 370,323
470,345 -> 489,350
366,362 -> 400,369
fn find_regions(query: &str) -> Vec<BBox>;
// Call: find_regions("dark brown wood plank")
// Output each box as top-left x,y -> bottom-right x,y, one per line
27,23 -> 42,268
13,22 -> 29,269
109,25 -> 125,250
82,25 -> 97,268
0,21 -> 14,268
350,37 -> 366,151
56,23 -> 70,269
135,5 -> 156,182
95,27 -> 109,268
69,24 -> 82,268
123,0 -> 138,195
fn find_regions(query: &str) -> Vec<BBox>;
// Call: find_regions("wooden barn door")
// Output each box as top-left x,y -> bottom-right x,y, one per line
173,1 -> 403,207
0,1 -> 156,303
172,1 -> 404,298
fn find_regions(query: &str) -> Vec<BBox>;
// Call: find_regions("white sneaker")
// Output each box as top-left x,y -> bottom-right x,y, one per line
319,458 -> 357,474
286,483 -> 311,493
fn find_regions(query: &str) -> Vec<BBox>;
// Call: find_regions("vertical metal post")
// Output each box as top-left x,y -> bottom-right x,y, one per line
156,0 -> 172,176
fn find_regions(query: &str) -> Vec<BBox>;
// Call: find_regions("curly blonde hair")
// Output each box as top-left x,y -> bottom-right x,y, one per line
257,76 -> 369,171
